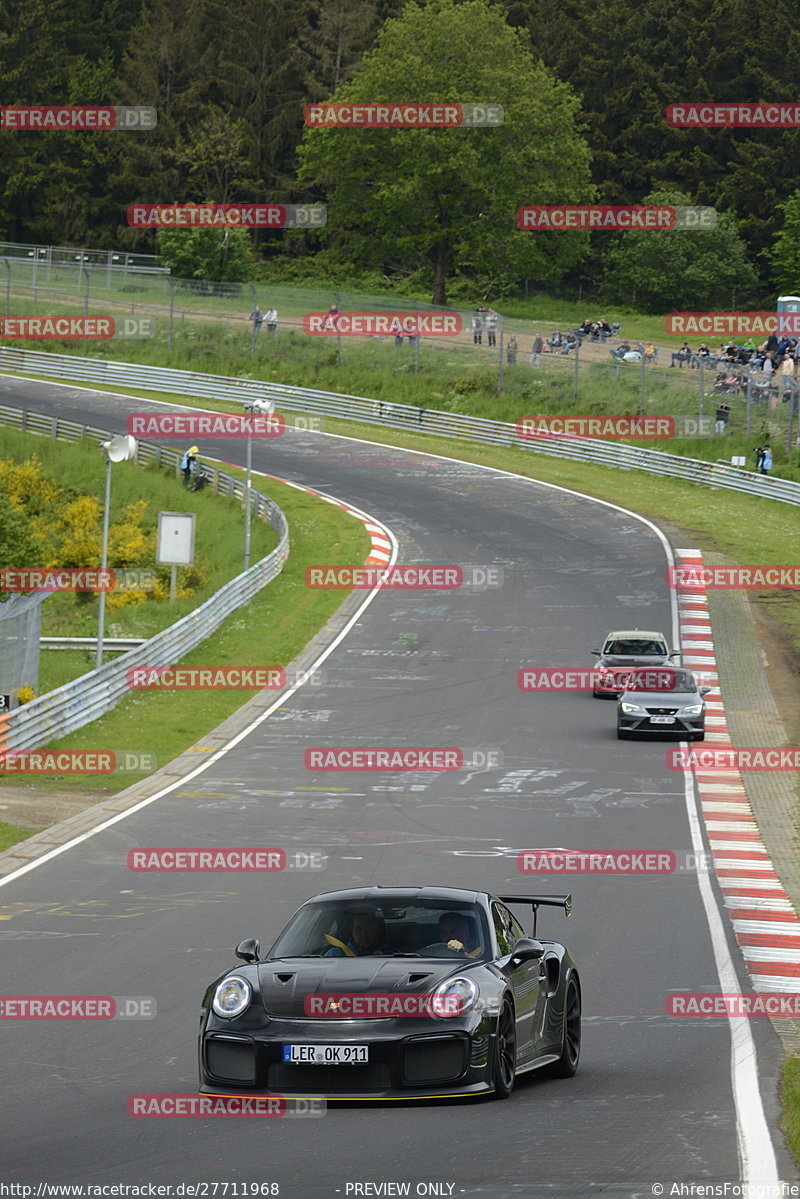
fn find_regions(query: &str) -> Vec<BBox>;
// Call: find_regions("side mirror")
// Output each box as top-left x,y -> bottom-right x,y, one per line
669,651 -> 680,659
591,649 -> 600,656
505,938 -> 545,969
699,687 -> 712,696
235,938 -> 261,963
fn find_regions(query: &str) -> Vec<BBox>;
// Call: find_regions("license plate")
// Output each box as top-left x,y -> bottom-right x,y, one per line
283,1044 -> 368,1065
650,716 -> 675,724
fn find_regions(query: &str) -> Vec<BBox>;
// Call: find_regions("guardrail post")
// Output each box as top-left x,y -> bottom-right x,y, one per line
746,376 -> 752,434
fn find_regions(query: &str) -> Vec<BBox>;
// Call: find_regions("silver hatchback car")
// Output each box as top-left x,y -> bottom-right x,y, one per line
617,668 -> 711,740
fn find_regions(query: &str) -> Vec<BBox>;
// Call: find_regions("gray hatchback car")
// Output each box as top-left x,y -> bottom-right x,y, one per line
617,667 -> 711,740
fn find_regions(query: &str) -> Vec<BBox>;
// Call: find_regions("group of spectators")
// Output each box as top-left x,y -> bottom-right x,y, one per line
671,334 -> 800,385
249,305 -> 279,334
471,306 -> 500,347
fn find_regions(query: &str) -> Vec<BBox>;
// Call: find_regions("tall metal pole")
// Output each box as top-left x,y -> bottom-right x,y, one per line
1,259 -> 9,315
244,418 -> 252,569
639,350 -> 646,416
497,316 -> 504,394
95,455 -> 112,670
573,339 -> 580,403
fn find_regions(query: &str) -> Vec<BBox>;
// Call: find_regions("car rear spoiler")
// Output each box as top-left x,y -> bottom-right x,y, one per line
498,894 -> 573,938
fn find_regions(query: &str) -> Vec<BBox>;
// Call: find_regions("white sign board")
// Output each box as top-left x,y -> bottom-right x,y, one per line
157,512 -> 196,566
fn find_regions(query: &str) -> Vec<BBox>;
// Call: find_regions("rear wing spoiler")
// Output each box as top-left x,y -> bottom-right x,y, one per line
498,894 -> 573,938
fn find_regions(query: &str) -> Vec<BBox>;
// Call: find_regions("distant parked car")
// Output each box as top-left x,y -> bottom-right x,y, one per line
617,668 -> 711,740
591,629 -> 678,698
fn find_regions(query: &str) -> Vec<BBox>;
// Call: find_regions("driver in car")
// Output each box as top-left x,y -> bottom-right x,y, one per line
324,911 -> 391,957
438,912 -> 482,957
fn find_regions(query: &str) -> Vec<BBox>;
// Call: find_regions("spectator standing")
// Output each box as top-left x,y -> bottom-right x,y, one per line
529,333 -> 543,368
754,445 -> 765,471
781,354 -> 796,396
506,335 -> 518,365
486,307 -> 499,347
265,306 -> 278,334
763,355 -> 774,376
323,304 -> 340,333
471,308 -> 484,345
761,442 -> 773,474
180,445 -> 199,488
715,402 -> 730,434
250,305 -> 264,334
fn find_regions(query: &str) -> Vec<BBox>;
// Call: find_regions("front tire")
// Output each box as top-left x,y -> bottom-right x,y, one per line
550,976 -> 581,1077
492,1000 -> 517,1099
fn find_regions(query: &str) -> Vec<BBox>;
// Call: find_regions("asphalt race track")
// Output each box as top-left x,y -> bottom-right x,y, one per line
0,375 -> 793,1196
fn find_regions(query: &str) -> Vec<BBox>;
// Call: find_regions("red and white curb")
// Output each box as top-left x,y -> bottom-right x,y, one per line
676,548 -> 800,993
222,464 -> 394,567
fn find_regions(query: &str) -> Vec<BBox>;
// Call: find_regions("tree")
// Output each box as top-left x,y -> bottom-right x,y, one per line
155,226 -> 256,282
767,190 -> 800,296
600,189 -> 759,312
297,0 -> 594,304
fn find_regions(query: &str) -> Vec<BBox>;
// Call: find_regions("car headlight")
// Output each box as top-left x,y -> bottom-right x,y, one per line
430,977 -> 479,1018
679,704 -> 703,716
620,702 -> 646,714
212,975 -> 252,1018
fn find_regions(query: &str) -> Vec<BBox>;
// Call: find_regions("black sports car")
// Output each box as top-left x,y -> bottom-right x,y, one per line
198,885 -> 580,1101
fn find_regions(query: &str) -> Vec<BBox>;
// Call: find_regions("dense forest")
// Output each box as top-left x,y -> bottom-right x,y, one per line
1,0 -> 798,306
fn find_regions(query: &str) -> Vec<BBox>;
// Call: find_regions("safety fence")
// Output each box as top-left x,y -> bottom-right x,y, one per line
0,348 -> 797,506
0,403 -> 289,754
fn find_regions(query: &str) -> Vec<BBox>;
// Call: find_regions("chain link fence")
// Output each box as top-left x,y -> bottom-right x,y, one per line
0,592 -> 43,711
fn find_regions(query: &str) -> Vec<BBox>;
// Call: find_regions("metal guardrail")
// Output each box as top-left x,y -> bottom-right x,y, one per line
0,347 -> 798,507
0,406 -> 289,754
41,637 -> 146,650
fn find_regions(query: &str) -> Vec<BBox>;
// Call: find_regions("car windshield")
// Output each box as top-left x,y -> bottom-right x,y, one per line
603,638 -> 667,656
269,899 -> 490,961
621,667 -> 697,694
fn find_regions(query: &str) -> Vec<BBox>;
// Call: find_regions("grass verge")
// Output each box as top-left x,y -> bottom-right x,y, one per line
0,469 -> 370,802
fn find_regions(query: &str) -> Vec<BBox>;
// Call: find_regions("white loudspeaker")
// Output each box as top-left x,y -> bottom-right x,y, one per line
103,434 -> 137,462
